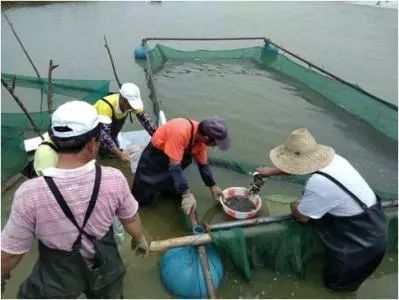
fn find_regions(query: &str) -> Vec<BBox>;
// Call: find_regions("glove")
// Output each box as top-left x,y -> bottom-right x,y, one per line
181,193 -> 197,215
131,236 -> 149,257
210,185 -> 224,202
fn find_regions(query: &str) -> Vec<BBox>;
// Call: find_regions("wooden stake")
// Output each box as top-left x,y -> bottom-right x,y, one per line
189,211 -> 217,299
104,35 -> 122,88
47,59 -> 59,115
4,13 -> 41,80
2,78 -> 44,140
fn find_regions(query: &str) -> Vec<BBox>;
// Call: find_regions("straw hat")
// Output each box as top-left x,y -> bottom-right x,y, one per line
269,128 -> 335,175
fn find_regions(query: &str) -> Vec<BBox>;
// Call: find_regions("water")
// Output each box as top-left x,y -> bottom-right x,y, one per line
1,2 -> 397,299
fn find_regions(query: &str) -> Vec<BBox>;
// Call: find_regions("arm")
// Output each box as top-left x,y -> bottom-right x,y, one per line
197,163 -> 216,188
197,163 -> 224,201
120,213 -> 148,257
120,213 -> 145,242
1,252 -> 24,276
135,111 -> 157,137
1,185 -> 35,280
169,158 -> 198,215
290,201 -> 310,223
169,158 -> 190,195
256,166 -> 287,177
100,124 -> 130,163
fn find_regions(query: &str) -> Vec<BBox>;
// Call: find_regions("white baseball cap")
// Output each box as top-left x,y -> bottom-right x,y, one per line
119,82 -> 143,111
51,101 -> 111,138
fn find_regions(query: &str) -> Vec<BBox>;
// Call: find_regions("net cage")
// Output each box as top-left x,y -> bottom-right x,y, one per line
141,37 -> 398,278
1,73 -> 110,182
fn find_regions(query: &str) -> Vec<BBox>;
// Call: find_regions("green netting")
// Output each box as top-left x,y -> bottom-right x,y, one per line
146,41 -> 397,278
148,44 -> 397,140
1,73 -> 110,182
147,43 -> 397,202
210,207 -> 397,280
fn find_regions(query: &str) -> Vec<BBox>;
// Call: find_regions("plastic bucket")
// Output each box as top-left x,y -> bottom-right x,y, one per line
220,187 -> 262,219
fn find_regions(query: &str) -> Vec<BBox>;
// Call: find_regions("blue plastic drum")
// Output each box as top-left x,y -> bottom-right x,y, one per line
160,244 -> 223,298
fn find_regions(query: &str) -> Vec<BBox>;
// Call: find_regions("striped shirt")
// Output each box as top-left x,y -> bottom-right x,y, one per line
1,160 -> 138,263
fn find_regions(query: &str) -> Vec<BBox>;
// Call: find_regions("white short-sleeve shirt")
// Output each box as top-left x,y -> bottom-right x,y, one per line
298,154 -> 376,219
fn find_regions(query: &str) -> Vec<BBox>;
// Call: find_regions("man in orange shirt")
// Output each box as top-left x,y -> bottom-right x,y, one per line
131,117 -> 230,215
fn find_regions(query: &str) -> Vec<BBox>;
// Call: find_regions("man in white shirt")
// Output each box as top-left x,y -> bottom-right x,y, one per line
256,128 -> 387,291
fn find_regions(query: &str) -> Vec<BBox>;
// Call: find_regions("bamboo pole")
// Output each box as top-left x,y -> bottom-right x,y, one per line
150,232 -> 212,252
104,35 -> 122,88
47,59 -> 59,115
4,13 -> 41,80
151,200 -> 397,252
205,214 -> 292,231
189,211 -> 217,299
2,78 -> 44,140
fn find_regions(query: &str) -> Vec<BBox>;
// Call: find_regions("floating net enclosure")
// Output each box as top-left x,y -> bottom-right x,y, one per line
140,37 -> 397,278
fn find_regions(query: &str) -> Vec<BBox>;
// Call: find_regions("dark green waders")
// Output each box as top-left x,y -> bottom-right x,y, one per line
312,171 -> 387,291
18,165 -> 126,298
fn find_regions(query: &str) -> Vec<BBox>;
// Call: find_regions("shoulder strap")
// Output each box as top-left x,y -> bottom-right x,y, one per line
100,98 -> 115,118
185,119 -> 195,152
314,171 -> 368,211
44,165 -> 102,235
40,141 -> 59,153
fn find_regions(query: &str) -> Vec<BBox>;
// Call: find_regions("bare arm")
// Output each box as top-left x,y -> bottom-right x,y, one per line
256,166 -> 287,177
120,213 -> 145,241
290,201 -> 310,223
1,251 -> 24,276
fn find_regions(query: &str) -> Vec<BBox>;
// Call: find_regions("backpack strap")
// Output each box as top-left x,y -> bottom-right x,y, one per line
100,98 -> 115,119
44,165 -> 102,244
185,119 -> 195,152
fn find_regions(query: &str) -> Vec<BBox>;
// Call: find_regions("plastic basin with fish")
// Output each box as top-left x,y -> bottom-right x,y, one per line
220,187 -> 262,220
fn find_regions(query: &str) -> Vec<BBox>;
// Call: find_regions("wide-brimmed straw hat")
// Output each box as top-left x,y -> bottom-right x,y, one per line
269,128 -> 335,175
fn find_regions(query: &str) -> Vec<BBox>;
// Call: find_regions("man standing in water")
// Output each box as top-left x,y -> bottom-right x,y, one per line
256,128 -> 387,291
94,82 -> 157,163
1,101 -> 148,298
132,117 -> 230,215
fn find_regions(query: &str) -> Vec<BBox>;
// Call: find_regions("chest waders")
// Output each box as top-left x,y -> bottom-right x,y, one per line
132,119 -> 195,205
99,98 -> 128,154
312,171 -> 387,291
18,165 -> 126,298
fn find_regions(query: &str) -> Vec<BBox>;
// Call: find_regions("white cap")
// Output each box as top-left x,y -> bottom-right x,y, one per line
51,101 -> 111,138
119,82 -> 144,111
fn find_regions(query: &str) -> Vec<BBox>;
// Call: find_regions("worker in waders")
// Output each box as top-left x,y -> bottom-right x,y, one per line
132,117 -> 230,215
256,128 -> 387,291
94,82 -> 157,163
1,101 -> 149,298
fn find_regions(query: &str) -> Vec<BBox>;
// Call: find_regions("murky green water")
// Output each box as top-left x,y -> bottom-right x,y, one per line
1,1 -> 397,299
